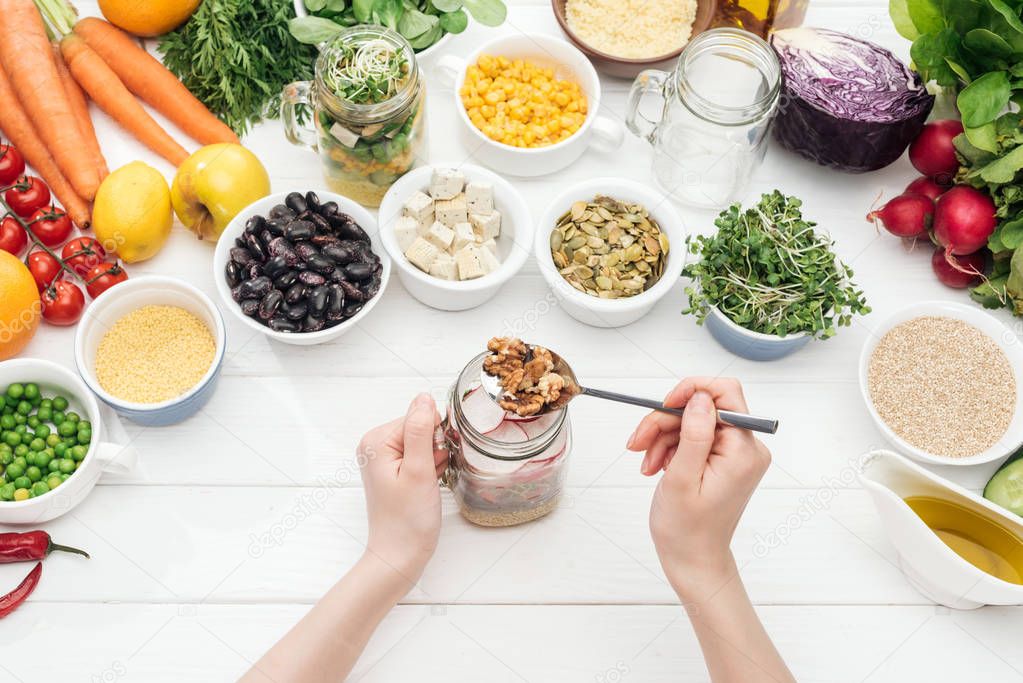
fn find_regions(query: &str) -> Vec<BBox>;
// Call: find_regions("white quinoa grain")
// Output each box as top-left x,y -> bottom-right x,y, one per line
868,316 -> 1015,458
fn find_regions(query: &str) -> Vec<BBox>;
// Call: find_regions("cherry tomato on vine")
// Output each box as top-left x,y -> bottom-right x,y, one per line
5,177 -> 51,217
61,237 -> 106,276
29,207 -> 72,247
0,215 -> 27,255
85,262 -> 128,298
41,280 -> 85,326
27,250 -> 63,292
0,144 -> 25,186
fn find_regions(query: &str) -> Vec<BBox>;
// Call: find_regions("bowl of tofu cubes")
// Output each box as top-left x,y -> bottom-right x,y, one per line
379,164 -> 534,311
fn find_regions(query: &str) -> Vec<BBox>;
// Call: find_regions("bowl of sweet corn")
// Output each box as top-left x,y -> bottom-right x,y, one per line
435,34 -> 623,177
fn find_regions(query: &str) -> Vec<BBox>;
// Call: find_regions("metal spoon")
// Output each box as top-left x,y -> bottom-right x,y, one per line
481,349 -> 779,435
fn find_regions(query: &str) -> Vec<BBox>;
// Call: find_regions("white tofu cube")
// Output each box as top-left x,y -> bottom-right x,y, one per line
455,246 -> 486,280
424,221 -> 455,251
479,246 -> 501,274
329,122 -> 359,148
393,216 -> 419,253
465,182 -> 494,214
402,191 -> 434,230
429,168 -> 465,200
452,222 -> 475,252
435,195 -> 468,227
480,238 -> 499,258
469,210 -> 501,241
405,237 -> 440,273
428,254 -> 458,281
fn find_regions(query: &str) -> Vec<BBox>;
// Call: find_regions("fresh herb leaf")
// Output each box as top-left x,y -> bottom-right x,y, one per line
958,71 -> 1012,128
432,0 -> 463,10
889,0 -> 919,40
398,9 -> 435,38
290,15 -> 345,44
439,8 -> 468,33
463,0 -> 506,26
353,0 -> 375,21
372,0 -> 404,29
408,22 -> 443,49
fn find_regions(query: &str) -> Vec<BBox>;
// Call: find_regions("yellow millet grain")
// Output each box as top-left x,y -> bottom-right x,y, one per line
565,0 -> 698,59
95,305 -> 216,404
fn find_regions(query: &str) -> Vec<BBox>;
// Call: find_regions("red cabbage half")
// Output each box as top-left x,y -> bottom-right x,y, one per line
770,27 -> 934,173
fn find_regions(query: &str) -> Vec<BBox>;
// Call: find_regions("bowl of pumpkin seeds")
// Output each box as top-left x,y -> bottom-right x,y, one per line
535,178 -> 684,328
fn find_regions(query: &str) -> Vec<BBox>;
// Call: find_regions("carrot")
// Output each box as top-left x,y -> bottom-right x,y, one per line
74,18 -> 239,146
0,66 -> 91,228
53,45 -> 108,182
0,0 -> 98,200
60,35 -> 189,167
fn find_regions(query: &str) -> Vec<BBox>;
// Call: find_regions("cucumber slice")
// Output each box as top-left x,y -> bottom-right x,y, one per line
984,456 -> 1023,517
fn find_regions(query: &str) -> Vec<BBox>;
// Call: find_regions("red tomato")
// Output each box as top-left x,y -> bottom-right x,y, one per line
0,215 -> 27,255
5,177 -> 51,218
0,144 -> 25,186
85,262 -> 128,298
27,250 -> 63,292
41,280 -> 85,326
61,237 -> 107,276
29,206 -> 73,247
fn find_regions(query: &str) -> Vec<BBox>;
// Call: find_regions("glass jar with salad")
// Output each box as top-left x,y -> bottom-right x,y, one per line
281,26 -> 426,207
440,352 -> 572,527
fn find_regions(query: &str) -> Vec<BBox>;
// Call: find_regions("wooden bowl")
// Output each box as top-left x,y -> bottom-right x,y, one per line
551,0 -> 716,79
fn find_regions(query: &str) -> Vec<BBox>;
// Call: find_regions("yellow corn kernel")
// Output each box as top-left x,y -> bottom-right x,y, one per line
480,104 -> 496,119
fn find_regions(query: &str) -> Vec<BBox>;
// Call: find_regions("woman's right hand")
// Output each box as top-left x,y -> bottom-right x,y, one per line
627,377 -> 772,597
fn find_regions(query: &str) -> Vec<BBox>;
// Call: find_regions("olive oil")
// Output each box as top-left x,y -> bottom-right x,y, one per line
905,496 -> 1023,585
712,0 -> 809,38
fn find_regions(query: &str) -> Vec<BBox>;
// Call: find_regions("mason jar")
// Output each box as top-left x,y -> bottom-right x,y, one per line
438,352 -> 572,527
281,25 -> 427,208
625,28 -> 780,209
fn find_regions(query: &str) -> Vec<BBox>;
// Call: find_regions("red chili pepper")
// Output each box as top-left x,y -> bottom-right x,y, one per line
0,531 -> 89,563
0,562 -> 41,618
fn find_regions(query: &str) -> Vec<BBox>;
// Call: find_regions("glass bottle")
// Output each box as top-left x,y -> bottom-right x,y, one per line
712,0 -> 809,38
281,26 -> 427,208
439,352 -> 572,527
625,28 -> 781,209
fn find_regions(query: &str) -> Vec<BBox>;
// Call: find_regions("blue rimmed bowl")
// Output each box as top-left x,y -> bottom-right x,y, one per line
73,276 -> 227,427
703,306 -> 811,361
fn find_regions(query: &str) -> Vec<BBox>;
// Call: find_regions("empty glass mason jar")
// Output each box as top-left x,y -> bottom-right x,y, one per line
626,28 -> 781,209
438,352 -> 572,527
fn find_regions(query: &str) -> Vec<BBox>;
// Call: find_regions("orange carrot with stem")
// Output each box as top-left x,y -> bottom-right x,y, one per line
73,18 -> 239,146
60,34 -> 189,167
0,66 -> 91,228
0,0 -> 98,199
53,45 -> 108,181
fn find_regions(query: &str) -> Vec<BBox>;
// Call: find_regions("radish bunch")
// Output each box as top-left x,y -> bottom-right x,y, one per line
868,119 -> 996,289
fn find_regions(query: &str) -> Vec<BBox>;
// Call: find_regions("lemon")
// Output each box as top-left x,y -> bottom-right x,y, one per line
93,162 -> 174,264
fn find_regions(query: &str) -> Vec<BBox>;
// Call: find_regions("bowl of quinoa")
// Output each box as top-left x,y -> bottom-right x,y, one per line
74,276 -> 226,427
858,301 -> 1023,466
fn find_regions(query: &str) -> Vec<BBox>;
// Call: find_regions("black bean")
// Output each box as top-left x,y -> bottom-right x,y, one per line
230,247 -> 253,266
265,219 -> 285,237
268,237 -> 291,257
295,242 -> 320,261
326,284 -> 345,320
298,271 -> 326,286
235,237 -> 247,249
365,272 -> 382,298
239,276 -> 272,299
302,315 -> 325,333
259,229 -> 275,251
344,262 -> 373,281
284,302 -> 308,320
305,191 -> 321,211
329,269 -> 348,283
311,234 -> 341,247
322,243 -> 355,265
338,280 -> 365,303
285,220 -> 315,242
285,282 -> 306,304
263,255 -> 289,279
258,290 -> 283,320
308,285 -> 329,316
306,254 -> 335,274
244,215 -> 265,235
245,232 -> 267,261
308,213 -> 331,233
268,204 -> 295,221
319,201 -> 339,218
269,317 -> 300,333
285,192 -> 308,214
329,215 -> 370,243
230,285 -> 244,303
225,261 -> 242,288
342,303 -> 364,318
246,263 -> 263,280
240,299 -> 260,317
274,270 -> 298,289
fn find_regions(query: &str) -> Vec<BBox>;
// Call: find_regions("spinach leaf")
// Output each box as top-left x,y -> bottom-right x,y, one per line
372,0 -> 405,29
289,16 -> 344,44
974,145 -> 1023,184
305,0 -> 328,11
910,29 -> 961,86
988,0 -> 1023,33
890,0 -> 919,39
958,71 -> 1012,127
906,0 -> 944,33
432,0 -> 464,11
963,28 -> 1014,58
463,0 -> 506,26
439,8 -> 469,33
398,9 -> 436,38
408,22 -> 443,49
353,0 -> 375,22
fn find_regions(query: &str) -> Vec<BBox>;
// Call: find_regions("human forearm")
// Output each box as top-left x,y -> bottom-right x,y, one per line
241,552 -> 413,683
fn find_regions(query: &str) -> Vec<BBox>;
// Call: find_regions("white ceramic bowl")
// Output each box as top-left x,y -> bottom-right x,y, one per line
703,306 -> 811,361
75,276 -> 227,427
292,1 -> 453,59
434,34 -> 624,177
378,164 -> 532,311
213,191 -> 390,346
858,301 -> 1023,466
0,359 -> 137,524
535,178 -> 684,328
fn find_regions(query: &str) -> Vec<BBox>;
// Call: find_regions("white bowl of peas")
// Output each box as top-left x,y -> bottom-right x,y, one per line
0,359 -> 136,524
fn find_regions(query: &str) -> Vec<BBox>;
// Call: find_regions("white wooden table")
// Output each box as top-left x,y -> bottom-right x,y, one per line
2,1 -> 1022,681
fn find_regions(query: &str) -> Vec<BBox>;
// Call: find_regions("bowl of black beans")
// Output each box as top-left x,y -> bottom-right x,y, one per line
213,190 -> 390,345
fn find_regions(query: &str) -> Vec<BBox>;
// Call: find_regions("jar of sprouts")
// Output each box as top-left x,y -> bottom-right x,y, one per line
438,351 -> 572,527
281,25 -> 427,207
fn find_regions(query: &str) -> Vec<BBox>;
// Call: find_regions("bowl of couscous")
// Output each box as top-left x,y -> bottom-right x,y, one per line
74,277 -> 227,427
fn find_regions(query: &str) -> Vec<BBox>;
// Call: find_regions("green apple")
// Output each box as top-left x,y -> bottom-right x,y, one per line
171,143 -> 271,241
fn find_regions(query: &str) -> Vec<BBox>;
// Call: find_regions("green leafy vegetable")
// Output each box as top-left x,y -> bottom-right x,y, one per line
290,15 -> 345,44
463,0 -> 507,26
439,8 -> 469,33
323,37 -> 410,104
681,192 -> 870,339
958,72 -> 1012,128
159,0 -> 317,135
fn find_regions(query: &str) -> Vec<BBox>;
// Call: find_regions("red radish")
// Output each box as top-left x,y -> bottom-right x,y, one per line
461,386 -> 505,433
867,193 -> 934,238
933,185 -> 996,256
905,176 -> 948,202
484,421 -> 529,444
519,412 -> 560,439
931,247 -> 985,288
909,119 -> 964,183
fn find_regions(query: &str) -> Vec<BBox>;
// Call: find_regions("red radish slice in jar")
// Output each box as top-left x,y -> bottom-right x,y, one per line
462,386 -> 505,433
461,441 -> 524,475
867,193 -> 933,238
519,412 -> 561,439
933,186 -> 997,256
905,176 -> 949,202
484,420 -> 530,444
931,247 -> 985,288
909,119 -> 964,183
